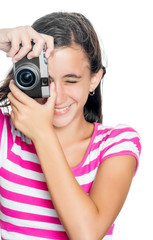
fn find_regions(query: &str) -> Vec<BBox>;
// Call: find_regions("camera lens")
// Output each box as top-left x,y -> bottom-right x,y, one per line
17,69 -> 36,88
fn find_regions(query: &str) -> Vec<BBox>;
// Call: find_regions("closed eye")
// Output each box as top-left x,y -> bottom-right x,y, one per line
66,80 -> 78,84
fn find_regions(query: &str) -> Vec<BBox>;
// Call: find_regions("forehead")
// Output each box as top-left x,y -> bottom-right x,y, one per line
48,45 -> 90,76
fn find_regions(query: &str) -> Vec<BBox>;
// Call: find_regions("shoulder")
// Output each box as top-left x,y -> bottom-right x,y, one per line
94,122 -> 141,174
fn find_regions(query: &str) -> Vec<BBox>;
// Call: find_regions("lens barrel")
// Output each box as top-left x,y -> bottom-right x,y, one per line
17,69 -> 36,87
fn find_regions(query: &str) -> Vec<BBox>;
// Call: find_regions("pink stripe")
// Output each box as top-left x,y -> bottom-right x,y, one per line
15,135 -> 37,153
96,125 -> 112,135
109,127 -> 137,137
0,219 -> 113,239
0,186 -> 54,209
81,181 -> 93,193
0,220 -> 69,239
1,167 -> 48,190
1,204 -> 61,224
106,224 -> 115,235
72,157 -> 99,176
7,152 -> 43,173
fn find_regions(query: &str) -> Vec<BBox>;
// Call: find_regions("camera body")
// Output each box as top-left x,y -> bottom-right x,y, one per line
13,47 -> 50,98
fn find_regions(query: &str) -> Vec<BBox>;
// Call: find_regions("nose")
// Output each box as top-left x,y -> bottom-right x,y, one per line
55,83 -> 67,105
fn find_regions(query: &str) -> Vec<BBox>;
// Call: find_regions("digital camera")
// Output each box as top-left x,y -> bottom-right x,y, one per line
13,45 -> 50,98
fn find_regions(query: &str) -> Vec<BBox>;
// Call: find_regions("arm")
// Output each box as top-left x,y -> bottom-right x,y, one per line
33,131 -> 136,240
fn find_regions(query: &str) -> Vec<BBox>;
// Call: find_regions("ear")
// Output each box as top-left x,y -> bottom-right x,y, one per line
89,68 -> 103,92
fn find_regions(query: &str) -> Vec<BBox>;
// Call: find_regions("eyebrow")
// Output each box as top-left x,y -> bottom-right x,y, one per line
49,74 -> 82,80
63,74 -> 82,79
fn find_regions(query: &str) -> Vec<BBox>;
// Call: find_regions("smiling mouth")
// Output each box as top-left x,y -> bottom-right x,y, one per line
54,105 -> 70,112
54,104 -> 73,114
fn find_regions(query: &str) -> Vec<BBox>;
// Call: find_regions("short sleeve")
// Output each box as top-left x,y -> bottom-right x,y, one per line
100,124 -> 141,175
0,109 -> 5,151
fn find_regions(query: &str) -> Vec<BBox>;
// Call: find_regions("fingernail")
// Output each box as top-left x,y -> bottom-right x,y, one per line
10,80 -> 14,84
45,52 -> 50,58
51,82 -> 55,91
12,58 -> 17,63
27,56 -> 32,60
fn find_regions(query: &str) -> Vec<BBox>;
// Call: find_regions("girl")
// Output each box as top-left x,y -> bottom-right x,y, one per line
0,12 -> 141,240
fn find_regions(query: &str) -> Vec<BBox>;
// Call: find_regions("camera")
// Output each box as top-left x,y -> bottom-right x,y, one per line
13,44 -> 50,98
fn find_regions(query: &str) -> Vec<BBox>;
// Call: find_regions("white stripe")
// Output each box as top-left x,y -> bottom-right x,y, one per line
1,229 -> 62,240
11,143 -> 39,163
1,197 -> 57,217
1,212 -> 65,231
104,131 -> 139,147
10,118 -> 32,144
3,158 -> 45,182
94,129 -> 112,143
82,147 -> 101,167
113,123 -> 131,129
103,141 -> 140,158
75,167 -> 98,185
1,178 -> 51,200
102,235 -> 112,240
97,125 -> 112,131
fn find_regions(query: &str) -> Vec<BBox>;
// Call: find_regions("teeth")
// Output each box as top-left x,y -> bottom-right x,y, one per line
55,106 -> 69,112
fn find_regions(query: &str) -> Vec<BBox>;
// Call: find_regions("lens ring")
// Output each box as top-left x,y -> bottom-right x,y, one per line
15,63 -> 40,90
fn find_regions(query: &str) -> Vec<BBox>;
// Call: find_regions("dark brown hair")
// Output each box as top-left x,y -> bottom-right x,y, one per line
0,12 -> 106,122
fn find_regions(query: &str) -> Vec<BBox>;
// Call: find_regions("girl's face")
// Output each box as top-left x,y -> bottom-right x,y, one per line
37,45 -> 97,128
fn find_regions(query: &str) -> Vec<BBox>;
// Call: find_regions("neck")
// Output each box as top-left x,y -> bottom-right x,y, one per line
54,116 -> 94,147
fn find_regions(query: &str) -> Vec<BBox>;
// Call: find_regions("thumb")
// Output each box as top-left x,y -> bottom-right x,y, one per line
45,82 -> 56,109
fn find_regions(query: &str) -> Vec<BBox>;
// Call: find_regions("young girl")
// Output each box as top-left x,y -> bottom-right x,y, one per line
0,12 -> 141,240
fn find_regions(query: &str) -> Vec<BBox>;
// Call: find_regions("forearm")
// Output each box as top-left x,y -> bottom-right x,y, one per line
33,129 -> 104,240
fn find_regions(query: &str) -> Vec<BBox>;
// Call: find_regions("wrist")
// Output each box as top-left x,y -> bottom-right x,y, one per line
32,126 -> 55,144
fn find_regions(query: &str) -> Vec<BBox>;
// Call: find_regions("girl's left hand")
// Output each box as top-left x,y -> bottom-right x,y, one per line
7,80 -> 56,141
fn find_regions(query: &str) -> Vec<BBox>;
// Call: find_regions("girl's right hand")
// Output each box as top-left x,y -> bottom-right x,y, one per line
0,26 -> 54,62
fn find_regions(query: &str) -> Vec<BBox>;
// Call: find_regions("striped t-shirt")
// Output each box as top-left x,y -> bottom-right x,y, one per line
0,109 -> 141,240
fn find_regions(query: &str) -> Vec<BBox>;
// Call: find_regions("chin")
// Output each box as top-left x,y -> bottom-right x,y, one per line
52,115 -> 74,129
53,120 -> 69,129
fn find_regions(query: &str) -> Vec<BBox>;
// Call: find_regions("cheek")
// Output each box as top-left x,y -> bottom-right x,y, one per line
67,86 -> 89,104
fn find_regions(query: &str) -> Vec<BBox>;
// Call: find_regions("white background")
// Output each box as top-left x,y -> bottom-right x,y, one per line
0,0 -> 152,239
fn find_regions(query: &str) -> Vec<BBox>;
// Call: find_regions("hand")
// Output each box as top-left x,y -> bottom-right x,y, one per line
0,26 -> 54,62
7,80 -> 56,141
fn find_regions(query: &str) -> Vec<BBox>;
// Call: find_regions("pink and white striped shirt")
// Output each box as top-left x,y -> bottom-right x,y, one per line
0,109 -> 141,240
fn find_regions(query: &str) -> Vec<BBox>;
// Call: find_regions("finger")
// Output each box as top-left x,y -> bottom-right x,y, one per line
11,102 -> 18,114
6,38 -> 21,58
41,34 -> 54,58
9,80 -> 35,106
7,91 -> 23,111
27,37 -> 45,59
10,110 -> 15,121
45,82 -> 56,111
12,37 -> 32,62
